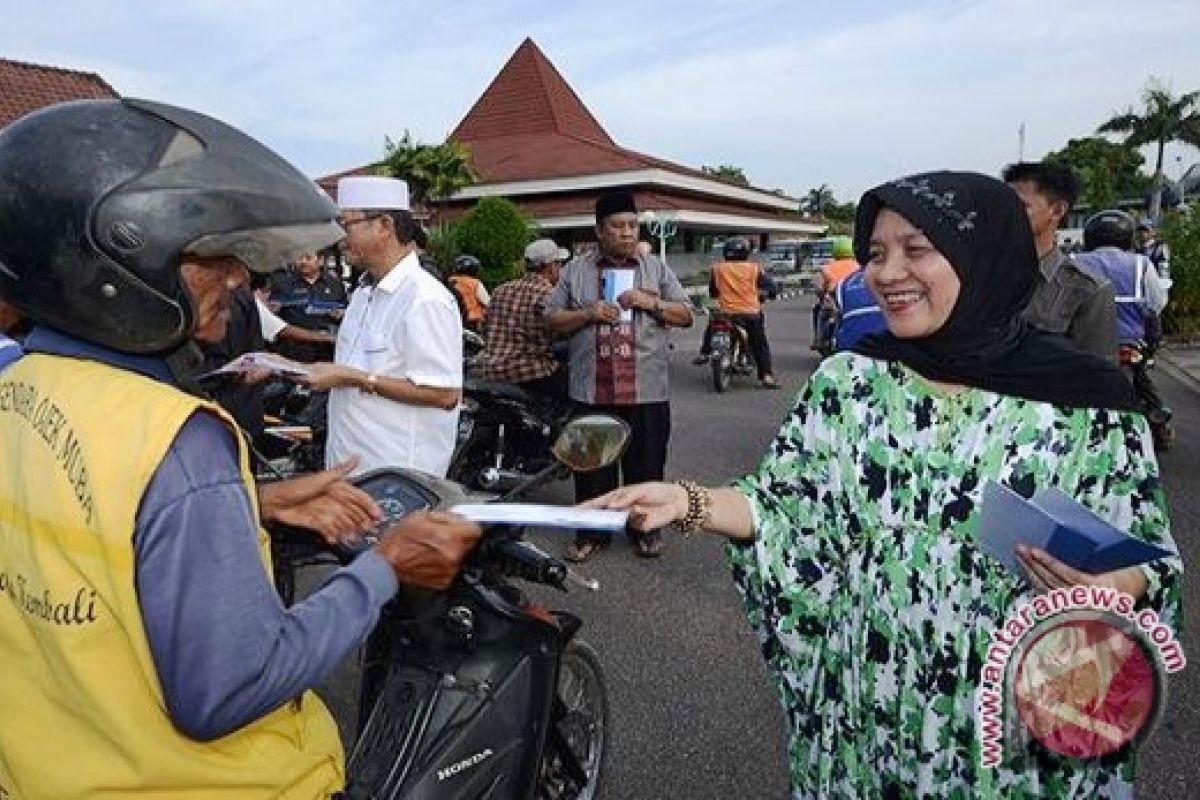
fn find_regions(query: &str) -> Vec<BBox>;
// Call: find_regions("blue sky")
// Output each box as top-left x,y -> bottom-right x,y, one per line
6,0 -> 1199,201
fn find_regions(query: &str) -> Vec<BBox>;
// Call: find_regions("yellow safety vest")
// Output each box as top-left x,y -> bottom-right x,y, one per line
0,354 -> 344,799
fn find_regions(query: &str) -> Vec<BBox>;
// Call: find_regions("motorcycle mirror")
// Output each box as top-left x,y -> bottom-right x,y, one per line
550,414 -> 631,473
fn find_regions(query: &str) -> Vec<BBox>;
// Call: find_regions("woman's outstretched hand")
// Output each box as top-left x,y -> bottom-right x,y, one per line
1017,545 -> 1148,601
582,482 -> 689,532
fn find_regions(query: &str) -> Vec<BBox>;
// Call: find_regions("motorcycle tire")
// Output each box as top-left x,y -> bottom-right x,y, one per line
711,355 -> 731,393
537,639 -> 609,800
1152,422 -> 1176,452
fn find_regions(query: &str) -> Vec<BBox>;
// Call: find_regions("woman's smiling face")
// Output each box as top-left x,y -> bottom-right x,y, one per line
865,208 -> 962,339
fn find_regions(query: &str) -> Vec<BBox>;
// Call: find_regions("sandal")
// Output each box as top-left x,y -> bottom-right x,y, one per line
564,540 -> 605,563
632,529 -> 664,558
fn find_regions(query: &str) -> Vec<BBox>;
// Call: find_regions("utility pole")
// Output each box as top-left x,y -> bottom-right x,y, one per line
1017,122 -> 1026,163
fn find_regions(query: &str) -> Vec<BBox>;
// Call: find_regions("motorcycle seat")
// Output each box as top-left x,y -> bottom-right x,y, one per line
463,378 -> 534,403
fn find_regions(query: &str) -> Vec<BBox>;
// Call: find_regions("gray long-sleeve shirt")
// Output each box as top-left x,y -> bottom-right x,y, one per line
26,327 -> 398,741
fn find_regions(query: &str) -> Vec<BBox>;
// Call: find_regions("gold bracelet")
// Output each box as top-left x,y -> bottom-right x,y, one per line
674,480 -> 712,535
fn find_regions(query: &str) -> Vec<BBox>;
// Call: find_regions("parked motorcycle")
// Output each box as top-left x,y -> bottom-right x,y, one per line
1119,341 -> 1176,451
269,415 -> 630,800
254,379 -> 329,479
705,311 -> 756,393
450,379 -> 583,498
463,329 -> 488,379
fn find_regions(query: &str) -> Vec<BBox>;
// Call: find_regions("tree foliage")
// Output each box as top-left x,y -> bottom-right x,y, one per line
453,197 -> 531,287
1161,209 -> 1200,335
1097,77 -> 1200,219
423,223 -> 460,276
376,130 -> 477,209
801,184 -> 836,215
1044,137 -> 1151,210
701,164 -> 750,187
799,184 -> 856,232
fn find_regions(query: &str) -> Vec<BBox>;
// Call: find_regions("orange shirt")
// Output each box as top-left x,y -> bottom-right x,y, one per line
821,258 -> 859,291
451,275 -> 487,323
712,260 -> 763,314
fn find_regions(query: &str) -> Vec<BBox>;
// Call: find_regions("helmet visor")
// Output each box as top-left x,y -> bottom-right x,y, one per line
185,220 -> 343,274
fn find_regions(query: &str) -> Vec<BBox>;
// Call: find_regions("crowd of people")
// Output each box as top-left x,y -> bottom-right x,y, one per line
0,97 -> 1184,799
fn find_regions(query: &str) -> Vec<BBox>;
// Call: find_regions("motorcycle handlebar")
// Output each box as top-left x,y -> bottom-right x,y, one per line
485,538 -> 569,588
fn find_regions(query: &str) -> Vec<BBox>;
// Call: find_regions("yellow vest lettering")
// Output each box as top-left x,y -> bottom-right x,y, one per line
0,354 -> 345,798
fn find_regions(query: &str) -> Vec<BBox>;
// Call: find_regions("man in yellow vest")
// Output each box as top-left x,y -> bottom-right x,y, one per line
0,99 -> 481,799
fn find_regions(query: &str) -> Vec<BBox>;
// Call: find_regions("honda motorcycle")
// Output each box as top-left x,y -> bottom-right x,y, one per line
270,414 -> 630,800
704,311 -> 756,393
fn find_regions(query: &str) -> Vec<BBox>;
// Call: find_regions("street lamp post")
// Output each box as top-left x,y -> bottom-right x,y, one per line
641,210 -> 677,263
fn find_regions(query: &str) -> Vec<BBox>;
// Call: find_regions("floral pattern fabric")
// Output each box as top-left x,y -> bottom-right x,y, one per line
730,352 -> 1181,799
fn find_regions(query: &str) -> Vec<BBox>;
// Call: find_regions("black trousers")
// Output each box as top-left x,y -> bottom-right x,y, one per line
573,400 -> 671,544
700,312 -> 774,378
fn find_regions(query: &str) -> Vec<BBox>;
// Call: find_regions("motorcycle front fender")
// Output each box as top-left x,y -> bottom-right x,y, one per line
346,584 -> 566,800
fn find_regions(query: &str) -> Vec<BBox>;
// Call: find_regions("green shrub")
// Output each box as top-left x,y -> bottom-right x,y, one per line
453,197 -> 531,288
1161,208 -> 1200,336
424,222 -> 459,277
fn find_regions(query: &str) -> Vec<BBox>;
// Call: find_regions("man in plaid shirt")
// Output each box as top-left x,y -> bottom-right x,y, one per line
483,238 -> 571,397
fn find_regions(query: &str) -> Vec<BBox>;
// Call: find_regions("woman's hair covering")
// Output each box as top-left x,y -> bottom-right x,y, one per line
850,171 -> 1136,411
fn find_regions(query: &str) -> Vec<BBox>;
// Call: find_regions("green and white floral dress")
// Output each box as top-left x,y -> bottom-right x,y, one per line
730,352 -> 1181,799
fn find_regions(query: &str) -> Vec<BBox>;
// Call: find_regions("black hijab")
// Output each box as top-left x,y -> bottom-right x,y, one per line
850,171 -> 1136,411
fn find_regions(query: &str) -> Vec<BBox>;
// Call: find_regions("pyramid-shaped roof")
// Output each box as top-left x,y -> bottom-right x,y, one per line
447,38 -> 728,186
450,38 -> 613,146
319,38 -> 802,220
0,57 -> 118,129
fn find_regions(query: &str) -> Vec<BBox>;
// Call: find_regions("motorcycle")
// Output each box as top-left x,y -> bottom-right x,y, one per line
809,293 -> 837,359
449,379 -> 581,498
463,329 -> 488,379
704,311 -> 756,393
254,380 -> 329,479
269,414 -> 629,800
1119,341 -> 1176,451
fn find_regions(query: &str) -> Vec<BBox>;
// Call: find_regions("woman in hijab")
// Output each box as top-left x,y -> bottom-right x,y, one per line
586,172 -> 1181,798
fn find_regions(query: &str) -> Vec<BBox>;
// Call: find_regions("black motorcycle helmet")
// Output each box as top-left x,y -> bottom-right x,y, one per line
454,254 -> 482,276
722,237 -> 751,261
0,98 -> 343,354
1082,210 -> 1136,252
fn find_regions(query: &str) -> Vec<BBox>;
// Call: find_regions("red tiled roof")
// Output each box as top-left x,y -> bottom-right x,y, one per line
445,39 -> 785,199
0,57 -> 118,129
450,38 -> 612,147
317,38 -> 797,211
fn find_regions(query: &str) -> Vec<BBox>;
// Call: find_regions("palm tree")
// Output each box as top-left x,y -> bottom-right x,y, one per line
1098,78 -> 1200,220
377,131 -> 477,214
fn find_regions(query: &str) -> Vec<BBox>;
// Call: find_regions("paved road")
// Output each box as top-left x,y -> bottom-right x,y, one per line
316,295 -> 1198,798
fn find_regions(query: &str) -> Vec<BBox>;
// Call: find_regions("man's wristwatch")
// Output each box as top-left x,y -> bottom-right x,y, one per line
364,372 -> 379,394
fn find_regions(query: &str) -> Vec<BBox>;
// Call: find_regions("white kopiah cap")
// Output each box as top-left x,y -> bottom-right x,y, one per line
337,175 -> 410,211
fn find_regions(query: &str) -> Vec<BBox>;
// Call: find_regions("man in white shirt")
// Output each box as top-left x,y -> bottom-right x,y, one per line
302,176 -> 462,476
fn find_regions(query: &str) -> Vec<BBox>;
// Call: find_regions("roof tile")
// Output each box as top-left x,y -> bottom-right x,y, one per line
0,57 -> 118,129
